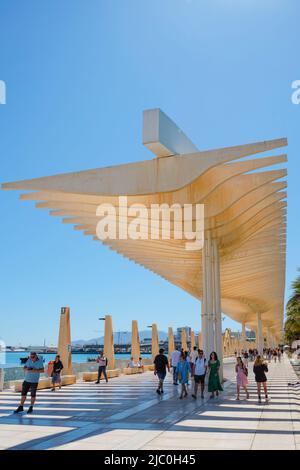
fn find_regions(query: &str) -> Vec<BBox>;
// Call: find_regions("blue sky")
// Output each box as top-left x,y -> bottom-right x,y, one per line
0,0 -> 299,346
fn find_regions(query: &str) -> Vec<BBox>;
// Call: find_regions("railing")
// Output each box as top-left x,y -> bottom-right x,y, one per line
0,357 -> 154,389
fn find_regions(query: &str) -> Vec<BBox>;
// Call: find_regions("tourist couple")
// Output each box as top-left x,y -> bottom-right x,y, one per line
14,352 -> 64,414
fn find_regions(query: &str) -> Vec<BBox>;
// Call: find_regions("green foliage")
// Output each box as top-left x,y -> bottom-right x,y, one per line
285,269 -> 300,344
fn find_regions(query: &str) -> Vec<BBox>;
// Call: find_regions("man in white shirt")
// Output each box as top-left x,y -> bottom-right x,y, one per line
190,346 -> 198,376
171,346 -> 181,385
192,349 -> 207,399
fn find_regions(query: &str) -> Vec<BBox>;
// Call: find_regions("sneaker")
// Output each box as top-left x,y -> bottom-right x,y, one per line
51,388 -> 55,392
95,381 -> 100,384
192,394 -> 197,399
14,405 -> 24,414
156,389 -> 161,395
27,406 -> 33,414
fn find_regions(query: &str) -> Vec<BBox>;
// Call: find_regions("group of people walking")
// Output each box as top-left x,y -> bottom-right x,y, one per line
154,346 -> 274,403
154,346 -> 223,400
13,344 -> 277,414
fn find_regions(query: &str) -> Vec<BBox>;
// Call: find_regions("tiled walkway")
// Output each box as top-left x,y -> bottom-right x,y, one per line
0,356 -> 299,450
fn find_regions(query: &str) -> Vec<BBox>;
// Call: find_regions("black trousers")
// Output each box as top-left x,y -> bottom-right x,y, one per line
97,366 -> 108,382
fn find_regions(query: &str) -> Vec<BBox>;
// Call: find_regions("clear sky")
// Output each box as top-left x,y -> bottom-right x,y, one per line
0,0 -> 299,346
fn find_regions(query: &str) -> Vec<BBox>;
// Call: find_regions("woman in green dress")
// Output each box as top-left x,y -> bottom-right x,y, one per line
208,351 -> 223,398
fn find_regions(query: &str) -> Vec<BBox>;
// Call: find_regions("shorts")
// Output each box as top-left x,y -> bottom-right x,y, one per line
157,371 -> 166,381
194,374 -> 205,384
52,372 -> 61,384
21,381 -> 38,398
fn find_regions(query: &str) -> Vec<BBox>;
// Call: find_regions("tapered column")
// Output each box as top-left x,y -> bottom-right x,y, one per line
104,315 -> 115,369
212,239 -> 223,380
198,331 -> 203,349
202,232 -> 215,359
168,327 -> 175,359
181,328 -> 188,352
256,312 -> 263,354
190,330 -> 195,350
151,324 -> 159,360
58,307 -> 72,375
241,322 -> 246,350
131,320 -> 140,362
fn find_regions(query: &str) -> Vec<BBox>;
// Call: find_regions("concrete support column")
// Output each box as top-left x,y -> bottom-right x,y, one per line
131,320 -> 140,362
202,232 -> 215,359
256,312 -> 263,355
241,322 -> 246,350
151,324 -> 159,360
198,331 -> 203,349
58,307 -> 72,376
181,328 -> 188,352
212,238 -> 223,380
168,327 -> 175,360
190,330 -> 195,350
104,315 -> 115,370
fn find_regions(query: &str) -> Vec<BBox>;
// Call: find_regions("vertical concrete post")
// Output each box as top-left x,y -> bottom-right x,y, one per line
198,331 -> 203,349
104,315 -> 115,370
256,312 -> 263,355
190,330 -> 195,350
58,307 -> 72,376
212,238 -> 223,380
151,324 -> 159,360
131,320 -> 140,362
168,327 -> 175,360
181,328 -> 188,352
241,322 -> 247,350
202,232 -> 215,359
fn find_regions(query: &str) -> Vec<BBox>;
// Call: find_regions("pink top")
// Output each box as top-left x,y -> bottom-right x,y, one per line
236,364 -> 248,387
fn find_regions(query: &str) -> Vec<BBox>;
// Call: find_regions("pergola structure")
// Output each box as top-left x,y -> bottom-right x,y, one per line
2,109 -> 287,361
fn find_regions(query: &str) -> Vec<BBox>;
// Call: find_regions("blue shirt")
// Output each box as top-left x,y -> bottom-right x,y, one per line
24,356 -> 44,383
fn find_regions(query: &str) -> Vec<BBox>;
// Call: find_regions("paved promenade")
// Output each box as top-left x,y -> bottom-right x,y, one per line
0,356 -> 299,450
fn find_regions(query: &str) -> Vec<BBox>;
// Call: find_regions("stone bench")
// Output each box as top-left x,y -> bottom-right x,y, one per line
14,374 -> 76,392
82,369 -> 121,382
123,367 -> 143,375
144,364 -> 154,371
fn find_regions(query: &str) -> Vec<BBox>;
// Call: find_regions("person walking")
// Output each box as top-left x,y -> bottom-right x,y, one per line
154,348 -> 170,395
192,349 -> 207,399
278,349 -> 282,363
253,355 -> 269,403
235,356 -> 249,400
243,350 -> 249,368
177,352 -> 190,399
208,351 -> 223,399
273,349 -> 278,363
51,355 -> 64,391
190,346 -> 198,377
14,352 -> 44,414
171,346 -> 181,385
95,351 -> 108,384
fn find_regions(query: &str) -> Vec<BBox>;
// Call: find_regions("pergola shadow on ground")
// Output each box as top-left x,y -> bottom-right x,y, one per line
0,357 -> 299,450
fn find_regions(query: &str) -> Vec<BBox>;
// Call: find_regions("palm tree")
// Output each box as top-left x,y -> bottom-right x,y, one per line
285,270 -> 300,343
